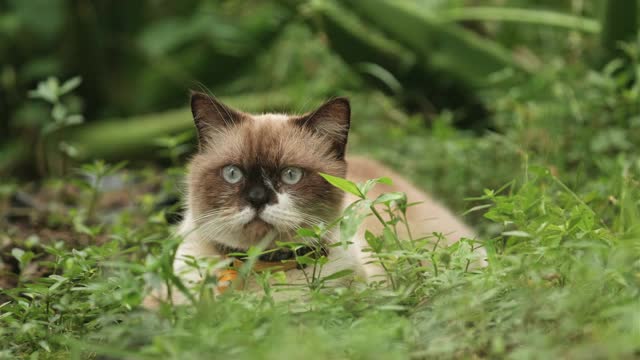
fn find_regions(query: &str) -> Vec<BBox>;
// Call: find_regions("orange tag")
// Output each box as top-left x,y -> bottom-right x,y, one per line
217,269 -> 238,293
217,257 -> 297,294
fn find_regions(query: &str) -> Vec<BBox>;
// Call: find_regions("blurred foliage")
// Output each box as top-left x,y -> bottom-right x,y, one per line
1,0 -> 292,143
3,0 -> 638,177
0,0 -> 638,214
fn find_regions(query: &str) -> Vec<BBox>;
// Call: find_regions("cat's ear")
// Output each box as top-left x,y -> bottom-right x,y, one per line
190,91 -> 244,148
295,97 -> 351,159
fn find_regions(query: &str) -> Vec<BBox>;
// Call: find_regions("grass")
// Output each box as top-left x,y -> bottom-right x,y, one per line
2,52 -> 640,360
1,156 -> 638,359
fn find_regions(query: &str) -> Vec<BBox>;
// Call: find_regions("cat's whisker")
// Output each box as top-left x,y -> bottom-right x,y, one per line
192,208 -> 255,244
192,209 -> 230,223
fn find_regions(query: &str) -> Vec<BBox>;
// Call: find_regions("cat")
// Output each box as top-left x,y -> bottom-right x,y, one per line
145,93 -> 480,306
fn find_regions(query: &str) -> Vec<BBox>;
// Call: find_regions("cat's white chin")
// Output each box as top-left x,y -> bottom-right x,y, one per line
244,218 -> 272,234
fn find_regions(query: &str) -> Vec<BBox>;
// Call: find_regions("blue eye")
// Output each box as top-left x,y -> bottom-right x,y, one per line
281,167 -> 303,185
222,165 -> 243,184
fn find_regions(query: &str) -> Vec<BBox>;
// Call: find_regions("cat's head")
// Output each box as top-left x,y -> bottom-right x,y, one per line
186,92 -> 350,250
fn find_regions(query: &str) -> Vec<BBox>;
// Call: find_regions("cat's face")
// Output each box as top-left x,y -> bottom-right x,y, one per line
186,93 -> 350,249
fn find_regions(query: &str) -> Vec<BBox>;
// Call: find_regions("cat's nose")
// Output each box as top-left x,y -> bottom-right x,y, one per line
247,185 -> 268,208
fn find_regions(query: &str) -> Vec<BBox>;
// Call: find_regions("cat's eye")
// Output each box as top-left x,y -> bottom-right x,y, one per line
281,167 -> 303,185
222,165 -> 243,184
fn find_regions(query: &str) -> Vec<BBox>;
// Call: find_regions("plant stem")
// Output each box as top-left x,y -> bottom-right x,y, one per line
465,244 -> 475,273
381,260 -> 397,290
431,254 -> 439,277
402,212 -> 414,243
370,205 -> 404,249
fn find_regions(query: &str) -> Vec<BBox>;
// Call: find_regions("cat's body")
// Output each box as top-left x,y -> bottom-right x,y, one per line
146,94 -> 479,306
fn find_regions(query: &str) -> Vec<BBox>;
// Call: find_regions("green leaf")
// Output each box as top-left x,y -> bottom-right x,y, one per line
319,173 -> 363,197
340,199 -> 370,248
365,230 -> 383,253
41,122 -> 60,135
296,228 -> 318,238
11,248 -> 25,263
359,177 -> 393,196
11,248 -> 34,269
295,255 -> 317,266
274,241 -> 307,251
51,103 -> 67,121
38,340 -> 51,353
49,274 -> 66,282
48,275 -> 68,292
357,62 -> 403,94
63,114 -> 84,126
29,77 -> 59,103
0,312 -> 13,321
502,230 -> 532,238
382,227 -> 396,246
462,204 -> 493,215
58,142 -> 79,158
441,7 -> 600,33
246,246 -> 264,259
106,161 -> 128,176
374,192 -> 407,206
321,269 -> 354,282
59,76 -> 82,95
316,255 -> 329,266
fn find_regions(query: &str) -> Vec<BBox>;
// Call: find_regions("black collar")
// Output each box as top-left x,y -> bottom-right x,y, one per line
213,242 -> 328,262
